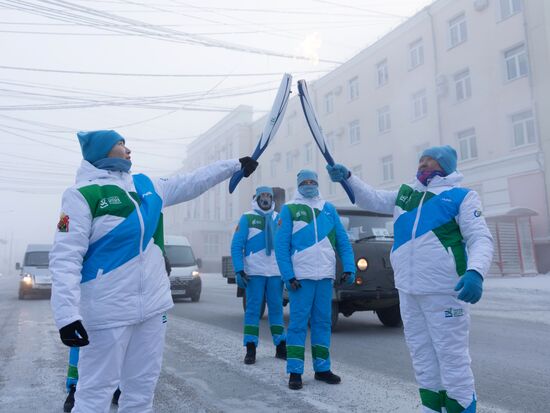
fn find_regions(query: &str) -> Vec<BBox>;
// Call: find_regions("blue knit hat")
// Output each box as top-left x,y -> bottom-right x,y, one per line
255,186 -> 273,197
77,130 -> 125,164
297,169 -> 318,186
421,145 -> 457,175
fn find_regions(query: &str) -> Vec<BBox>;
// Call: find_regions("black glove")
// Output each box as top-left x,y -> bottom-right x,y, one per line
339,272 -> 355,285
285,277 -> 302,291
239,157 -> 258,178
59,320 -> 89,347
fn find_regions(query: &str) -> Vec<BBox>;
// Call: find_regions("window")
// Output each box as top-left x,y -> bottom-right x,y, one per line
511,110 -> 536,147
411,89 -> 428,120
348,76 -> 359,101
304,142 -> 313,164
352,165 -> 363,179
505,44 -> 528,81
204,233 -> 220,255
287,115 -> 295,136
270,158 -> 278,177
454,69 -> 472,101
449,13 -> 467,48
286,151 -> 293,171
326,132 -> 336,155
324,92 -> 334,114
382,156 -> 394,182
349,120 -> 361,144
376,60 -> 388,87
378,106 -> 391,133
457,128 -> 478,161
409,38 -> 424,69
500,0 -> 522,20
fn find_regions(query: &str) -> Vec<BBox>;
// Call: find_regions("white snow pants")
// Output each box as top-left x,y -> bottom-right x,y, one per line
73,312 -> 167,413
399,292 -> 476,413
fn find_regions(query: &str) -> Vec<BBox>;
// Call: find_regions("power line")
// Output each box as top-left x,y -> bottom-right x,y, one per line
0,64 -> 328,78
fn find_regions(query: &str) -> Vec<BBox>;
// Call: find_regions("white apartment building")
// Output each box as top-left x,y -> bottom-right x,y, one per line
165,0 -> 550,275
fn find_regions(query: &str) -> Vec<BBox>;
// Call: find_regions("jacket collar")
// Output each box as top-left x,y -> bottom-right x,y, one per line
411,171 -> 464,191
75,160 -> 132,184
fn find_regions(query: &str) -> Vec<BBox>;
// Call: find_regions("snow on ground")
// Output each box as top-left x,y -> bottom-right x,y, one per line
473,273 -> 550,325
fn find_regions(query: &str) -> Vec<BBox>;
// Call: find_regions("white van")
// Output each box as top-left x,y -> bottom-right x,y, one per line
16,244 -> 53,300
164,235 -> 202,302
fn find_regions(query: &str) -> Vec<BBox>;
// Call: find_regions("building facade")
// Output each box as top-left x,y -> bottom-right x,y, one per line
165,0 -> 550,274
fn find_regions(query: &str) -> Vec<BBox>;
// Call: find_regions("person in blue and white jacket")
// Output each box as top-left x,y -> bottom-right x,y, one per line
275,170 -> 355,391
327,146 -> 493,413
49,130 -> 258,413
231,186 -> 286,365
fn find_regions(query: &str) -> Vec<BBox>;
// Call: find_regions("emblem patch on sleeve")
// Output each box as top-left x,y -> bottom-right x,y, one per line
57,213 -> 69,232
474,210 -> 482,217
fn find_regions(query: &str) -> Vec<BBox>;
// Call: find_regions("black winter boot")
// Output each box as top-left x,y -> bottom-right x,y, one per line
275,340 -> 287,360
314,370 -> 341,384
63,384 -> 76,412
244,342 -> 256,364
288,373 -> 303,390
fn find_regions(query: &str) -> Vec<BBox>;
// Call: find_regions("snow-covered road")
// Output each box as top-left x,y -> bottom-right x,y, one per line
0,272 -> 548,412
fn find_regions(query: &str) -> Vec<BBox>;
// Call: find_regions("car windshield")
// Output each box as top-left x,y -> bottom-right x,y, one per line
339,211 -> 394,242
24,251 -> 50,267
165,245 -> 196,267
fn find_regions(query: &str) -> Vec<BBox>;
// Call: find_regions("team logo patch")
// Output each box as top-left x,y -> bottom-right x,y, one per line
162,313 -> 168,324
57,213 -> 69,232
474,210 -> 482,217
444,307 -> 464,318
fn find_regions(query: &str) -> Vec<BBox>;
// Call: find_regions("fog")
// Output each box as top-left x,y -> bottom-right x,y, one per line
1,0 -> 549,278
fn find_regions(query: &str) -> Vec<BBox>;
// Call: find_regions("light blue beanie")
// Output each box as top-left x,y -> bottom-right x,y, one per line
255,186 -> 273,197
421,145 -> 457,175
297,169 -> 318,186
77,130 -> 125,164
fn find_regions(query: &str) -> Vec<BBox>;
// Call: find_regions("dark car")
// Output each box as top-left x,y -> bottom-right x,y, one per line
331,207 -> 400,328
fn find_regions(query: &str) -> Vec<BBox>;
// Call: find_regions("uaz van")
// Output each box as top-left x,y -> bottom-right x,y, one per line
16,244 -> 53,300
165,235 -> 202,302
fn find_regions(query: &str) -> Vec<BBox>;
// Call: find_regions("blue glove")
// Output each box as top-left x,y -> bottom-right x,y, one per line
454,270 -> 483,304
339,272 -> 355,286
326,164 -> 350,182
285,277 -> 302,291
236,271 -> 249,289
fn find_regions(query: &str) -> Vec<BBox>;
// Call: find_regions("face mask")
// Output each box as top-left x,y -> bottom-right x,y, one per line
416,170 -> 445,186
256,193 -> 273,211
298,184 -> 319,198
93,158 -> 132,173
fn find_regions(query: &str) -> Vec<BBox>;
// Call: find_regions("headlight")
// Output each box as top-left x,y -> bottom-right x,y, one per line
22,274 -> 33,285
356,258 -> 368,271
191,270 -> 200,278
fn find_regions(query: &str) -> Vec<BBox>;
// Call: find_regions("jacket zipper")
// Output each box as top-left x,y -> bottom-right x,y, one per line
409,192 -> 427,291
127,189 -> 145,323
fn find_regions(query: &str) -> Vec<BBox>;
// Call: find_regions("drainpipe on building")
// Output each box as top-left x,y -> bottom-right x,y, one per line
427,7 -> 444,146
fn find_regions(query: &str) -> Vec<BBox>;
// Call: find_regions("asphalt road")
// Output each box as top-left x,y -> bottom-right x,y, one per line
0,272 -> 548,412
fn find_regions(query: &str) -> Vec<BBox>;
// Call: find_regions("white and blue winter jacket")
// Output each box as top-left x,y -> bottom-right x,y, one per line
275,193 -> 355,282
230,200 -> 280,276
50,159 -> 240,331
347,172 -> 494,294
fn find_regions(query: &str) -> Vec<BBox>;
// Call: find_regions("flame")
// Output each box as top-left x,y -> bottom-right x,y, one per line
295,32 -> 322,66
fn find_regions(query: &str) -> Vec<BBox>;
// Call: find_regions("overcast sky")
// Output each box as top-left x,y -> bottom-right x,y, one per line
0,0 -> 434,268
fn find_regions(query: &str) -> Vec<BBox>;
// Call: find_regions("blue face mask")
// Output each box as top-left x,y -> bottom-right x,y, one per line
298,184 -> 319,198
416,169 -> 445,186
93,158 -> 132,173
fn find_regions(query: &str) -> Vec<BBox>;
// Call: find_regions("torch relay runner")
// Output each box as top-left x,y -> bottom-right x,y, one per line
327,145 -> 493,413
49,129 -> 258,413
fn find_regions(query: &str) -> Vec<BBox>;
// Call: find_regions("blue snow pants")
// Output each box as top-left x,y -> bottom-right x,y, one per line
286,278 -> 332,374
243,275 -> 286,347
